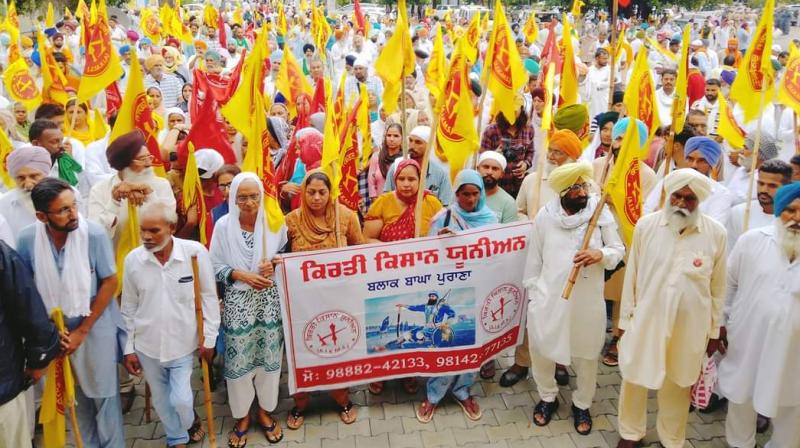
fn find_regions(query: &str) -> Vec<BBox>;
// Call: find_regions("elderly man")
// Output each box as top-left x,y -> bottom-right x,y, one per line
383,126 -> 452,205
718,183 -> 800,448
592,118 -> 656,195
0,146 -> 52,236
726,159 -> 793,250
16,178 -> 124,447
725,133 -> 780,204
89,131 -> 176,241
344,56 -> 384,104
143,54 -> 183,108
525,161 -> 624,436
477,152 -> 517,224
553,104 -> 590,141
617,168 -> 727,448
644,136 -> 734,225
121,199 -> 219,447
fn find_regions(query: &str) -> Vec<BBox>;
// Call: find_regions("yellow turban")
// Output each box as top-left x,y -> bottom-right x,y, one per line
663,168 -> 712,202
548,161 -> 593,196
549,129 -> 582,161
144,54 -> 165,71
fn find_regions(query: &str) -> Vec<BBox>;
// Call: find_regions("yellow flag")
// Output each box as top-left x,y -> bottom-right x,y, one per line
36,29 -> 70,105
425,25 -> 447,104
358,83 -> 372,170
140,8 -> 161,43
623,47 -> 660,147
203,1 -> 217,28
606,118 -> 642,245
183,143 -> 208,245
541,62 -> 556,132
45,2 -> 55,28
114,202 -> 139,297
300,0 -> 308,13
374,0 -> 415,115
559,14 -> 578,107
222,28 -> 270,140
77,0 -> 125,103
2,58 -> 42,111
464,13 -> 481,63
277,2 -> 288,35
39,308 -> 76,448
481,10 -> 489,32
321,89 -> 341,200
717,95 -> 746,149
672,25 -> 691,134
484,0 -> 527,121
76,0 -> 90,21
89,108 -> 109,141
777,44 -> 800,117
730,0 -> 775,123
64,6 -> 73,19
275,47 -> 314,118
646,37 -> 677,62
0,129 -> 15,189
570,0 -> 584,17
522,12 -> 538,44
436,38 -> 479,182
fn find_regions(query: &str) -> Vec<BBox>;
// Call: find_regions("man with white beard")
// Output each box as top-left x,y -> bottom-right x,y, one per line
616,168 -> 727,448
524,161 -> 624,436
0,146 -> 53,236
89,131 -> 176,242
724,133 -> 780,205
655,69 -> 676,127
718,183 -> 800,448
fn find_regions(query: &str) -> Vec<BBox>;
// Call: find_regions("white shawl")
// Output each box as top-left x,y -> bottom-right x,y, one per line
33,216 -> 92,317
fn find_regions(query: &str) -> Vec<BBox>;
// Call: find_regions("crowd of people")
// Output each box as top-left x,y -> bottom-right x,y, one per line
1,1 -> 800,448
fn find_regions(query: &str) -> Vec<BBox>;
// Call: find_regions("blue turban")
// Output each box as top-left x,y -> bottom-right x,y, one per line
270,49 -> 283,64
773,182 -> 800,217
611,117 -> 648,147
119,45 -> 131,56
524,58 -> 540,76
684,136 -> 722,167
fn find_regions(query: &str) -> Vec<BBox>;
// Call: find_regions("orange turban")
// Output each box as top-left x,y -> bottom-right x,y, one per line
549,129 -> 582,161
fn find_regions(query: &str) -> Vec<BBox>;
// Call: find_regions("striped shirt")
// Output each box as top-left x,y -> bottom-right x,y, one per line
144,73 -> 184,109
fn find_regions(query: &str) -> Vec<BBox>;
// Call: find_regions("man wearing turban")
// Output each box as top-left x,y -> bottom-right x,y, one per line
524,161 -> 624,436
143,54 -> 184,108
617,168 -> 728,448
644,136 -> 735,225
725,132 -> 780,204
717,182 -> 800,448
553,104 -> 590,140
0,146 -> 53,236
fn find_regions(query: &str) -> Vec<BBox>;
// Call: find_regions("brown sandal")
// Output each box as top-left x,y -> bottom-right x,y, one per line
458,396 -> 482,421
286,407 -> 304,430
416,400 -> 436,423
227,419 -> 248,448
368,381 -> 385,395
603,337 -> 619,367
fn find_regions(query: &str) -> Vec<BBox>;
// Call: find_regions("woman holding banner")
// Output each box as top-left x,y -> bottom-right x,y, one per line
363,158 -> 443,395
284,170 -> 366,429
209,172 -> 288,447
415,169 -> 497,423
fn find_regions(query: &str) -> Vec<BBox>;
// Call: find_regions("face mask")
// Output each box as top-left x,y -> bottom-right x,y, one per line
721,86 -> 730,98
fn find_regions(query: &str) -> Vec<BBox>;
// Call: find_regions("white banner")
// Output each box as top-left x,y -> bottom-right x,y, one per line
276,222 -> 532,394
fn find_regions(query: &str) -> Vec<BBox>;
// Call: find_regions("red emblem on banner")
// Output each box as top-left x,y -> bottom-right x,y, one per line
622,159 -> 642,224
304,311 -> 360,358
481,284 -> 523,333
10,70 -> 39,100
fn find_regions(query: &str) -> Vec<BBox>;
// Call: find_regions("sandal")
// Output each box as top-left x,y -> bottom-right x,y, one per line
603,337 -> 619,367
368,381 -> 385,395
286,407 -> 305,430
338,401 -> 357,424
187,413 -> 205,444
402,378 -> 419,395
555,365 -> 569,386
415,400 -> 436,423
572,404 -> 592,435
533,399 -> 559,427
457,396 -> 482,421
227,419 -> 248,448
259,416 -> 283,444
479,361 -> 496,380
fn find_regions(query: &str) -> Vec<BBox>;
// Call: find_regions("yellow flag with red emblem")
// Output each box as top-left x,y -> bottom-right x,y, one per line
425,25 -> 447,103
436,38 -> 479,182
77,0 -> 124,103
559,13 -> 579,107
522,12 -> 538,44
0,127 -> 15,189
730,0 -> 775,123
484,0 -> 527,121
2,58 -> 42,111
275,48 -> 314,118
140,8 -> 161,43
777,44 -> 800,117
36,29 -> 70,105
39,308 -> 76,448
623,47 -> 660,147
464,13 -> 481,63
606,117 -> 643,245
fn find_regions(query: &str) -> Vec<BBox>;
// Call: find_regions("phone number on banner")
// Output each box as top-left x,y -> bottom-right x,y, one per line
294,328 -> 519,389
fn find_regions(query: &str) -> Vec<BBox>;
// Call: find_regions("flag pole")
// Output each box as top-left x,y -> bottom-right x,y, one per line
794,112 -> 800,155
144,383 -> 152,422
561,150 -> 616,301
414,114 -> 439,238
742,90 -> 767,232
68,381 -> 84,448
658,129 -> 676,209
606,0 -> 618,111
191,255 -> 217,448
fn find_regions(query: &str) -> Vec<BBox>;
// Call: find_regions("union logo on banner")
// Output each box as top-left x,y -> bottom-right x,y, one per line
783,56 -> 800,103
623,159 -> 642,224
84,28 -> 112,77
145,15 -> 160,36
438,55 -> 467,143
490,30 -> 513,89
748,27 -> 771,91
637,75 -> 656,131
10,70 -> 39,101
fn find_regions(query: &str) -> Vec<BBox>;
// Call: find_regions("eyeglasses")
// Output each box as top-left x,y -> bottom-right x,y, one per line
562,183 -> 589,194
133,153 -> 154,163
219,182 -> 232,190
46,203 -> 78,218
236,194 -> 261,204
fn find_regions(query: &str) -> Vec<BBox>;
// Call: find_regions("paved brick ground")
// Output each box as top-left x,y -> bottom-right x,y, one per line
40,345 -> 775,448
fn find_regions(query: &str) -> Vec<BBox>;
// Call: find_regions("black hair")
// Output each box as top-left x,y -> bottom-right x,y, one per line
674,129 -> 694,147
595,48 -> 609,58
661,68 -> 677,77
759,159 -> 793,185
496,108 -> 528,132
29,119 -> 59,142
791,154 -> 800,166
53,52 -> 67,63
31,177 -> 71,213
705,78 -> 721,87
722,55 -> 736,66
35,103 -> 65,120
305,171 -> 332,189
779,51 -> 790,59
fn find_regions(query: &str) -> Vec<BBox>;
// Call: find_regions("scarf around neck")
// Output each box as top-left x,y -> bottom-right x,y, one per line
33,216 -> 91,317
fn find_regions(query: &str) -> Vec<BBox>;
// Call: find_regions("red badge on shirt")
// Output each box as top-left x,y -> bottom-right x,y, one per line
693,258 -> 703,268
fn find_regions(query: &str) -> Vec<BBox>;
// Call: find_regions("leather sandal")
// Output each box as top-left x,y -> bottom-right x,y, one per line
572,404 -> 592,435
533,399 -> 559,426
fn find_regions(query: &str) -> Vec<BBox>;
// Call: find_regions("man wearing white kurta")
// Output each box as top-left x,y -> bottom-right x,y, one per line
617,168 -> 727,448
655,69 -> 676,127
580,49 -> 616,120
718,183 -> 800,448
525,161 -> 624,435
726,159 -> 793,251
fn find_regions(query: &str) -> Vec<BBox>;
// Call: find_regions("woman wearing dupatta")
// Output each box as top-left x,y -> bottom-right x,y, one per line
284,170 -> 365,429
209,172 -> 287,447
363,159 -> 443,395
416,169 -> 497,424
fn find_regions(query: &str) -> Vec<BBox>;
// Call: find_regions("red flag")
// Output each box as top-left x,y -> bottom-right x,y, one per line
353,0 -> 367,33
618,0 -> 632,7
178,95 -> 237,165
217,12 -> 227,48
540,21 -> 562,75
311,78 -> 326,114
105,81 -> 122,118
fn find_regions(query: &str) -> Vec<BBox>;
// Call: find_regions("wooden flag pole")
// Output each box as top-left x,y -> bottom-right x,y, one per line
68,378 -> 84,448
529,134 -> 549,217
561,151 -> 616,301
144,383 -> 152,423
191,255 -> 217,448
606,0 -> 619,111
794,112 -> 800,155
658,129 -> 676,209
414,114 -> 440,237
742,90 -> 767,232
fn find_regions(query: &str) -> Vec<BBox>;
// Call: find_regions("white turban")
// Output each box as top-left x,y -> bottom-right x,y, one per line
409,126 -> 431,143
663,168 -> 712,202
478,151 -> 507,171
195,149 -> 225,179
354,55 -> 369,68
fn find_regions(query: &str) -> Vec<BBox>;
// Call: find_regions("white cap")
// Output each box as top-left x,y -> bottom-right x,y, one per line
478,151 -> 507,171
354,55 -> 370,68
409,126 -> 431,143
195,149 -> 225,179
691,39 -> 703,47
